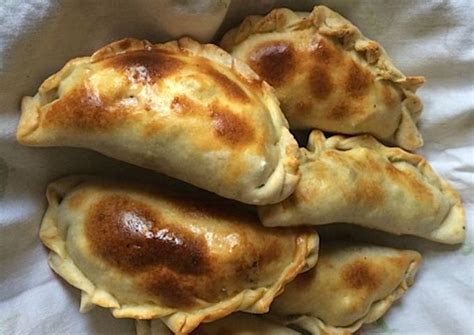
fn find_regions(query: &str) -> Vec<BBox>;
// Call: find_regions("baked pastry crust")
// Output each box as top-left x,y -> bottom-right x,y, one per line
258,130 -> 465,244
17,38 -> 300,205
40,176 -> 318,334
221,6 -> 425,150
270,241 -> 422,335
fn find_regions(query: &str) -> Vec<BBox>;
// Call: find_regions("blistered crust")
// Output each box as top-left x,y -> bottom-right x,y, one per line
258,131 -> 465,244
269,242 -> 422,335
221,6 -> 425,150
40,176 -> 319,334
16,37 -> 300,205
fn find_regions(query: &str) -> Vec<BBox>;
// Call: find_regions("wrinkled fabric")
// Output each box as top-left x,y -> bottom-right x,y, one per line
0,1 -> 472,334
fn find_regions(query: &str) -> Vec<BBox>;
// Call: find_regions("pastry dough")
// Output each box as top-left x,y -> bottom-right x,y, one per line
17,38 -> 300,205
136,313 -> 299,335
270,241 -> 422,335
221,6 -> 425,150
258,131 -> 465,244
40,176 -> 318,334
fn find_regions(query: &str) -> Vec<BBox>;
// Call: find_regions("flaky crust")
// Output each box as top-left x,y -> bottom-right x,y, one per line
40,175 -> 319,334
269,241 -> 422,335
221,6 -> 425,150
17,38 -> 300,205
258,131 -> 465,244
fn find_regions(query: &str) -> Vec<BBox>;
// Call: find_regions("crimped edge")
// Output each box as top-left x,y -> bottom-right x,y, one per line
40,175 -> 319,334
221,6 -> 425,150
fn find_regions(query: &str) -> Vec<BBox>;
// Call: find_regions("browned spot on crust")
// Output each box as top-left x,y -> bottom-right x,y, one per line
311,38 -> 342,66
309,65 -> 333,100
248,41 -> 295,87
118,39 -> 132,50
142,119 -> 162,138
85,194 -> 209,275
170,95 -> 204,115
103,50 -> 184,84
210,104 -> 255,145
143,267 -> 196,308
328,103 -> 361,120
81,184 -> 304,309
354,180 -> 385,206
341,259 -> 382,290
202,65 -> 250,103
346,60 -> 372,98
44,87 -> 128,130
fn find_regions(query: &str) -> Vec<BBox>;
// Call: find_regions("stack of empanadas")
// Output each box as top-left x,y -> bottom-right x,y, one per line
16,4 -> 465,335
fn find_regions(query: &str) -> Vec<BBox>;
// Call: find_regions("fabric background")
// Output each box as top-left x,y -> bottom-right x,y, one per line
0,0 -> 473,334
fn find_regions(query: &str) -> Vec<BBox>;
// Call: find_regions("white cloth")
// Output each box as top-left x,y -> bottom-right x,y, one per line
0,0 -> 473,334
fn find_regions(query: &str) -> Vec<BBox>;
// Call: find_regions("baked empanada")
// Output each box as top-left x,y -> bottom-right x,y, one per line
40,176 -> 318,334
136,313 -> 299,335
258,131 -> 465,244
270,241 -> 422,335
17,38 -> 300,205
221,6 -> 425,150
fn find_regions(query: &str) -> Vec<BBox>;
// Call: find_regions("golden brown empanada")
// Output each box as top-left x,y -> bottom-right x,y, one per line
270,241 -> 422,335
40,176 -> 318,334
221,6 -> 425,150
17,38 -> 300,205
258,131 -> 465,244
136,313 -> 299,335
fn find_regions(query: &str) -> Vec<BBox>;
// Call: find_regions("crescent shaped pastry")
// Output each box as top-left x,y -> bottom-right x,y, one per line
221,6 -> 425,150
39,176 -> 318,334
17,38 -> 300,205
258,131 -> 465,244
136,313 -> 299,335
270,241 -> 422,335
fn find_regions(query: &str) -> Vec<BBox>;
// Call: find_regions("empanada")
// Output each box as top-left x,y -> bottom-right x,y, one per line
17,38 -> 300,205
270,241 -> 422,335
258,131 -> 465,244
221,6 -> 425,150
40,176 -> 318,334
136,313 -> 299,335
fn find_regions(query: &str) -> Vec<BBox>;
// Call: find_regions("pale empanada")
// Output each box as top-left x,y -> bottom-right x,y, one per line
270,241 -> 422,335
136,313 -> 299,335
221,6 -> 425,150
40,176 -> 318,334
258,131 -> 465,244
17,38 -> 300,205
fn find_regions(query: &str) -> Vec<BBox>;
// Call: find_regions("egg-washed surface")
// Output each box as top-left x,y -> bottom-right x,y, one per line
258,131 -> 465,244
16,38 -> 300,205
136,313 -> 299,335
270,241 -> 422,334
40,176 -> 318,334
221,6 -> 425,150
